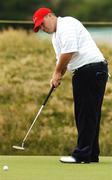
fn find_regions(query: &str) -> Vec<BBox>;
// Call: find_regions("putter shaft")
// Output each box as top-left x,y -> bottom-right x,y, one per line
12,85 -> 54,150
22,105 -> 44,144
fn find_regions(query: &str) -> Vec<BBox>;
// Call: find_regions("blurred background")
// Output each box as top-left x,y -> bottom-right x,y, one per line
0,0 -> 112,43
0,0 -> 112,156
0,0 -> 112,20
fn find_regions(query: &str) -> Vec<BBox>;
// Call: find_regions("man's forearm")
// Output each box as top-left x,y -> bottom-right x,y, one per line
50,52 -> 74,87
61,66 -> 67,76
54,52 -> 74,75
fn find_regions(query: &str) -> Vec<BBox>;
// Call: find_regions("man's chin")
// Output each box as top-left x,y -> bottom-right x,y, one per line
45,30 -> 54,34
47,32 -> 53,34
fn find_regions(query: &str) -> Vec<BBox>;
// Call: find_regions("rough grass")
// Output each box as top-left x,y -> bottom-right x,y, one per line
0,28 -> 112,155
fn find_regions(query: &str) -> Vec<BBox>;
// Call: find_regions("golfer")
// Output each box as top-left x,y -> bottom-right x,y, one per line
32,7 -> 108,163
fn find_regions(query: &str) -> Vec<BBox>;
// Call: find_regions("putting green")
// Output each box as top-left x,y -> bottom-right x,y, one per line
0,156 -> 112,180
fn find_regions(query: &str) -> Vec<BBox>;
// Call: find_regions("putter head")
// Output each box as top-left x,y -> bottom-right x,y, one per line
12,145 -> 25,150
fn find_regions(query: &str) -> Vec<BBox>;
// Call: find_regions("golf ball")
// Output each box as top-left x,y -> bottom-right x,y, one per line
3,165 -> 8,171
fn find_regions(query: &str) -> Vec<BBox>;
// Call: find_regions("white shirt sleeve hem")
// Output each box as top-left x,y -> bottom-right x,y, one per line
61,49 -> 78,54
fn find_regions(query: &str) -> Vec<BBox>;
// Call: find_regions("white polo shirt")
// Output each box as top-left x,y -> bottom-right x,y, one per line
52,17 -> 105,73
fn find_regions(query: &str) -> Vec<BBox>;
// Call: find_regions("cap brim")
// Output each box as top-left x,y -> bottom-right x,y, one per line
33,18 -> 44,32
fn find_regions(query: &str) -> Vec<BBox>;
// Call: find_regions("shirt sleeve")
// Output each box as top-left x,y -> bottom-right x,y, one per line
60,24 -> 78,54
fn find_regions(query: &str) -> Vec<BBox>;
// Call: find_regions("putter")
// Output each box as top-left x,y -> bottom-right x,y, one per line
12,85 -> 55,150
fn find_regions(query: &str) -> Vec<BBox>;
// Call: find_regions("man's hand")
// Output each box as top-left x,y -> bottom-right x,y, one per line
50,72 -> 62,88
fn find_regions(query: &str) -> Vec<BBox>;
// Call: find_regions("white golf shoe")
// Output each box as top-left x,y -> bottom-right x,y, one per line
60,156 -> 76,163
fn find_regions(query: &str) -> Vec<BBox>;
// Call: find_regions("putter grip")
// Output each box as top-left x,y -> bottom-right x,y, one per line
43,85 -> 55,106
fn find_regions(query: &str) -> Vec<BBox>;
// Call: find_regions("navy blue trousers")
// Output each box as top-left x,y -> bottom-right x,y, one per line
72,61 -> 108,161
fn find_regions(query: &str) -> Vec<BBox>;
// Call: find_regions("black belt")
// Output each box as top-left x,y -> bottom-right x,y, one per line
73,61 -> 108,74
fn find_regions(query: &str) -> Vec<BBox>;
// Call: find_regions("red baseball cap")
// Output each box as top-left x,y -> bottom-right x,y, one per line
33,7 -> 52,32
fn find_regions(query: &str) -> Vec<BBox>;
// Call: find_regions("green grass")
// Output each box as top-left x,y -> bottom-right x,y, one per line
0,156 -> 112,180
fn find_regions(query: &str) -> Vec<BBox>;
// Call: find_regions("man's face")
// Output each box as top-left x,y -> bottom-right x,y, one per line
40,14 -> 56,34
